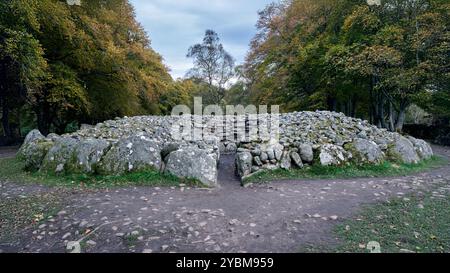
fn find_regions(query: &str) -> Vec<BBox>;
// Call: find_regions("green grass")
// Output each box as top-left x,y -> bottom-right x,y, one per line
0,157 -> 203,189
331,192 -> 450,253
243,156 -> 447,185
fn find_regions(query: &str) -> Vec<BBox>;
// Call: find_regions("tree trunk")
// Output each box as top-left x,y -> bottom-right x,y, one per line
35,103 -> 51,135
395,101 -> 408,132
351,96 -> 357,118
327,96 -> 337,112
388,101 -> 395,132
380,95 -> 388,129
1,99 -> 11,137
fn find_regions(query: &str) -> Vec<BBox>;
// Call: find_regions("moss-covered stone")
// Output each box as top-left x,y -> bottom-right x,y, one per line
40,138 -> 80,174
344,138 -> 385,165
17,139 -> 54,171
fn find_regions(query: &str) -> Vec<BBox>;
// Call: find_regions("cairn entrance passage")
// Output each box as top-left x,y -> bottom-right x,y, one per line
217,154 -> 240,188
17,111 -> 434,188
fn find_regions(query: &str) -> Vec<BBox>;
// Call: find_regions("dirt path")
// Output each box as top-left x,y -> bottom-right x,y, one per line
1,146 -> 449,253
0,146 -> 19,159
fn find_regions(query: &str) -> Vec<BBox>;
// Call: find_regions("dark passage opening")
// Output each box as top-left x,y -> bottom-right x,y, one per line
217,154 -> 241,188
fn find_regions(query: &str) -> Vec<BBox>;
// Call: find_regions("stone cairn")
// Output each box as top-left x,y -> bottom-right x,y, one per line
17,111 -> 434,187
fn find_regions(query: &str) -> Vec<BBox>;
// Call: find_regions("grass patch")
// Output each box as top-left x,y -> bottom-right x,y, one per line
243,156 -> 447,185
0,193 -> 64,241
331,193 -> 450,253
0,157 -> 203,189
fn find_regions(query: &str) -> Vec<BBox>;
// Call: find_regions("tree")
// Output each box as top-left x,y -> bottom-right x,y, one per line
186,30 -> 235,105
243,0 -> 449,131
0,0 -> 48,137
1,0 -> 175,136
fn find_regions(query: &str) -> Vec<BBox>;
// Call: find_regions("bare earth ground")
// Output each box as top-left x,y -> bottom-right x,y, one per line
0,145 -> 449,253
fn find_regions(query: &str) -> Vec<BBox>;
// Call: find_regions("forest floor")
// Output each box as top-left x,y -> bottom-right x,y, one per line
0,145 -> 449,253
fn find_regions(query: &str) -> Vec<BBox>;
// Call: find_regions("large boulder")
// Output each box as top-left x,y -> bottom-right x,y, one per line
235,151 -> 253,178
299,143 -> 314,163
280,151 -> 292,170
319,144 -> 350,166
344,138 -> 385,164
225,143 -> 237,154
40,137 -> 80,173
272,143 -> 284,161
387,136 -> 420,164
23,130 -> 45,146
290,152 -> 304,168
97,134 -> 162,175
407,137 -> 433,160
165,146 -> 218,187
68,139 -> 111,173
17,139 -> 54,171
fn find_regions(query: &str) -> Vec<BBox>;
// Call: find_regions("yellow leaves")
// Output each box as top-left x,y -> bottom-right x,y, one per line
375,25 -> 405,47
33,213 -> 44,223
343,5 -> 381,35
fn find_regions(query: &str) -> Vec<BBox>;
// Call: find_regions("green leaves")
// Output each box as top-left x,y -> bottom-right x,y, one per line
1,0 -> 176,134
245,0 -> 449,127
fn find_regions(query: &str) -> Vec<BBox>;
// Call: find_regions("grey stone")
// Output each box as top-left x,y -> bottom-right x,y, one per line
23,129 -> 45,146
299,144 -> 314,163
165,146 -> 218,187
266,149 -> 275,161
17,111 -> 433,181
68,138 -> 110,173
251,149 -> 261,156
80,124 -> 94,130
290,152 -> 304,168
387,136 -> 420,164
40,137 -> 80,173
253,156 -> 263,166
280,152 -> 291,170
345,138 -> 385,164
273,144 -> 284,161
407,137 -> 433,160
319,144 -> 349,166
98,134 -> 162,175
225,143 -> 237,154
260,152 -> 269,163
46,133 -> 60,142
236,152 -> 253,177
17,139 -> 54,171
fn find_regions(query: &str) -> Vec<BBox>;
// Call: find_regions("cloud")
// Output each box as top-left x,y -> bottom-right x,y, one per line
130,0 -> 273,79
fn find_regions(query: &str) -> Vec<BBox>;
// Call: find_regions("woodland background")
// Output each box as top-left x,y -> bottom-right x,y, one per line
0,0 -> 449,144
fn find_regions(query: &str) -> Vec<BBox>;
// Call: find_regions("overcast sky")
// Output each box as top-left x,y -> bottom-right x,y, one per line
129,0 -> 273,79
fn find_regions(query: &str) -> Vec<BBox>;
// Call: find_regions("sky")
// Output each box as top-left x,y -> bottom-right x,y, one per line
129,0 -> 274,79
